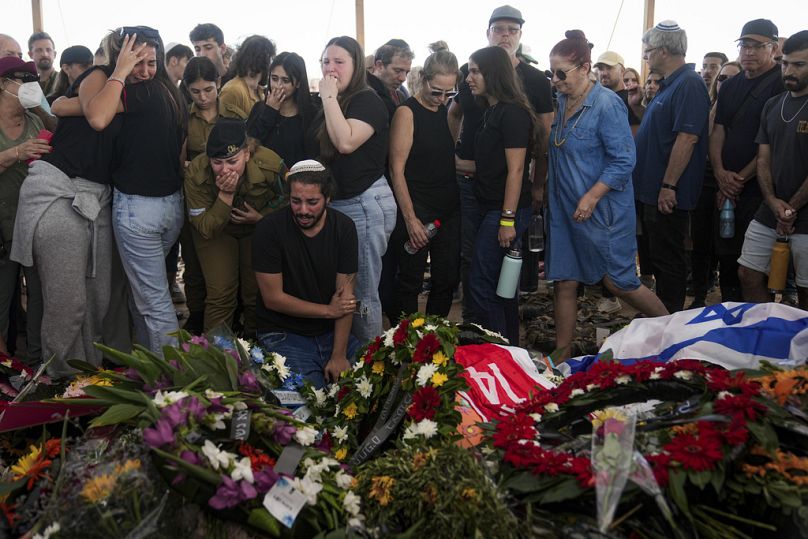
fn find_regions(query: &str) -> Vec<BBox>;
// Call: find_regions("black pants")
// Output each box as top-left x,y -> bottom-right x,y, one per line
392,210 -> 460,321
716,195 -> 762,302
690,184 -> 718,302
636,202 -> 654,276
642,203 -> 689,313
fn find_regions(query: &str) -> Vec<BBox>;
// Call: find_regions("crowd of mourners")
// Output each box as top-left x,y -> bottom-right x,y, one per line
1,5 -> 807,387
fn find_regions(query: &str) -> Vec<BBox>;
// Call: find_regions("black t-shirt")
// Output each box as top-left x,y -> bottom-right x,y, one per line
253,206 -> 359,336
454,60 -> 552,161
367,72 -> 399,121
473,102 -> 532,209
113,80 -> 186,196
401,97 -> 458,220
615,89 -> 642,126
754,92 -> 808,234
715,65 -> 784,198
246,102 -> 314,168
43,66 -> 122,184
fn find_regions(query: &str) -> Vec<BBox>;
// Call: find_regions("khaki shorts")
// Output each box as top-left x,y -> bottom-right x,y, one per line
738,219 -> 808,288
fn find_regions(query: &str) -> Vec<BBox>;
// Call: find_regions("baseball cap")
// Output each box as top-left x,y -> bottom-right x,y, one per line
595,51 -> 625,67
0,57 -> 38,81
489,5 -> 525,26
60,45 -> 93,66
737,19 -> 779,42
206,119 -> 247,159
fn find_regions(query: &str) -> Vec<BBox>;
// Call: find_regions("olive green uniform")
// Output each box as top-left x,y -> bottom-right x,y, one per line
185,146 -> 287,334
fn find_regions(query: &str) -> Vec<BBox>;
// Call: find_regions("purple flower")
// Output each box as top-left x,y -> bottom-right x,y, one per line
169,359 -> 181,370
162,402 -> 189,429
191,335 -> 210,348
208,476 -> 258,510
272,421 -> 296,445
228,348 -> 240,363
125,368 -> 141,382
207,397 -> 230,414
239,371 -> 261,394
143,375 -> 171,395
143,418 -> 175,448
180,450 -> 202,466
186,397 -> 207,422
254,468 -> 279,493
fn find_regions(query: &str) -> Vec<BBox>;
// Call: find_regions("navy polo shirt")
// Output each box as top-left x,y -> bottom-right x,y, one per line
633,63 -> 710,211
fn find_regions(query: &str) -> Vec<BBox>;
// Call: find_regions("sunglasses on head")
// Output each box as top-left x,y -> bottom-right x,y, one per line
553,64 -> 582,81
119,26 -> 161,40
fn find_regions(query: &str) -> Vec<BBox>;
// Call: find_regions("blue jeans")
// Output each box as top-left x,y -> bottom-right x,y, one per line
113,189 -> 184,353
468,208 -> 530,345
258,330 -> 361,389
329,177 -> 397,343
456,174 -> 479,320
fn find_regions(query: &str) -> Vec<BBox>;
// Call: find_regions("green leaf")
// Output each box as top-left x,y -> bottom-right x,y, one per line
668,469 -> 691,518
247,508 -> 282,536
540,477 -> 584,503
66,359 -> 104,373
504,471 -> 547,494
89,402 -> 145,427
709,466 -> 725,495
688,469 -> 712,490
150,447 -> 221,485
0,477 -> 28,496
82,385 -> 149,406
747,422 -> 779,452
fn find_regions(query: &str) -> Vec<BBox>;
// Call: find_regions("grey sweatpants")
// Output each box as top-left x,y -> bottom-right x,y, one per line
33,195 -> 112,378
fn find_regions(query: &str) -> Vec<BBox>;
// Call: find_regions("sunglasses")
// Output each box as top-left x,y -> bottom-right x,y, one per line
553,64 -> 582,81
426,80 -> 457,98
119,26 -> 161,40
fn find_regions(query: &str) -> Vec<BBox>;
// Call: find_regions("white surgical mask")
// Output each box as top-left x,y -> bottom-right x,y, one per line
4,79 -> 44,109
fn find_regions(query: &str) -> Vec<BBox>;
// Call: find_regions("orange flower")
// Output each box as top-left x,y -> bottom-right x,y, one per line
44,438 -> 62,458
11,446 -> 53,490
369,476 -> 395,506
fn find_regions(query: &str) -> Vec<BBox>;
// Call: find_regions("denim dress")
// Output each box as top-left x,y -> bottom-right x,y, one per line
546,82 -> 641,290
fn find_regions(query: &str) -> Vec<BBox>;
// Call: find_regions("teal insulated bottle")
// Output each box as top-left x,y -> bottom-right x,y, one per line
496,248 -> 523,298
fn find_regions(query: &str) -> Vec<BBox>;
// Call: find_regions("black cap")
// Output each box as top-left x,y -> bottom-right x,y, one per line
60,45 -> 93,66
206,119 -> 247,159
737,19 -> 779,42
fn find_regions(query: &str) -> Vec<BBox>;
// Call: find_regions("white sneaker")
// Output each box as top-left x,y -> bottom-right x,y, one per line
597,297 -> 622,314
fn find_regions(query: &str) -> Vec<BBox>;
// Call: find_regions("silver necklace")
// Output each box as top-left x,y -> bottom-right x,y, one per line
780,92 -> 808,123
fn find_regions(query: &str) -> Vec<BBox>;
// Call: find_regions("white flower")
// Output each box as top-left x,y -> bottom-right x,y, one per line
529,413 -> 542,423
717,390 -> 732,400
403,423 -> 418,440
343,491 -> 361,516
586,383 -> 599,392
273,353 -> 290,381
153,390 -> 189,408
205,389 -> 224,399
335,470 -> 353,489
312,388 -> 327,407
328,384 -> 339,398
348,516 -> 365,528
570,388 -> 585,397
649,372 -> 661,380
405,419 -> 439,440
207,413 -> 227,430
291,476 -> 323,505
674,370 -> 693,381
33,522 -> 60,539
334,404 -> 341,417
294,426 -> 318,446
383,327 -> 396,348
237,338 -> 251,353
470,323 -> 508,343
356,376 -> 373,398
303,459 -> 330,482
202,440 -> 232,470
233,401 -> 248,411
416,364 -> 438,387
333,425 -> 349,444
231,456 -> 255,484
545,402 -> 559,413
425,324 -> 437,332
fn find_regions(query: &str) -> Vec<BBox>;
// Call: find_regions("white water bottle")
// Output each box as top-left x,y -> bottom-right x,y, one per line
404,220 -> 441,254
496,248 -> 523,298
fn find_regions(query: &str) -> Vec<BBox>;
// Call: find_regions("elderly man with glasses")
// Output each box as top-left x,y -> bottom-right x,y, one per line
633,20 -> 710,313
709,19 -> 784,304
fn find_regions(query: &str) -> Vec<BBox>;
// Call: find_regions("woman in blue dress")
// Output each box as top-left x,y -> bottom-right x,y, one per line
546,31 -> 667,360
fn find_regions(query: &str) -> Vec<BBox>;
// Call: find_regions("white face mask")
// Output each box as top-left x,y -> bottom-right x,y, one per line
4,79 -> 44,109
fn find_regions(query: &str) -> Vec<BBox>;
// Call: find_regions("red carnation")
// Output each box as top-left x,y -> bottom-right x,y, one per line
646,452 -> 671,487
364,336 -> 383,363
337,384 -> 351,402
714,393 -> 766,422
664,432 -> 724,472
408,386 -> 440,421
492,414 -> 537,449
393,319 -> 410,347
412,333 -> 441,363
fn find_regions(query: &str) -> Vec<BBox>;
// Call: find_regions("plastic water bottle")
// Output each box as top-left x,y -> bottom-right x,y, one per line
719,199 -> 735,239
404,220 -> 440,254
528,214 -> 544,252
496,248 -> 523,298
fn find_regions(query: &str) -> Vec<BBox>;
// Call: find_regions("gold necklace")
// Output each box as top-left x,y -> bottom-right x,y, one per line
553,85 -> 592,148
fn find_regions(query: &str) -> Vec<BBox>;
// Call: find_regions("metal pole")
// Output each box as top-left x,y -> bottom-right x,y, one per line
355,0 -> 365,51
641,0 -> 655,82
31,0 -> 43,33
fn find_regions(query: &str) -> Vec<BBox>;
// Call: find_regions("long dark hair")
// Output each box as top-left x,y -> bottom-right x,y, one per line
316,36 -> 369,162
271,52 -> 316,130
228,35 -> 275,86
469,46 -> 537,151
103,27 -> 187,128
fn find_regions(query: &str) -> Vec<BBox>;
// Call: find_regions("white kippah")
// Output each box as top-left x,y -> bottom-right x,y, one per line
656,20 -> 681,32
288,159 -> 326,176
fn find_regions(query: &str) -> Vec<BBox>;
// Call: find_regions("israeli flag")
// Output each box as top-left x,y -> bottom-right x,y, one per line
567,302 -> 808,373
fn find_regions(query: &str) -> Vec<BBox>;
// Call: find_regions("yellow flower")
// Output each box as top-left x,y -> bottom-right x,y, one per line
591,408 -> 628,430
431,372 -> 449,387
343,402 -> 358,420
411,318 -> 425,328
369,476 -> 395,506
11,446 -> 42,478
372,361 -> 385,375
81,473 -> 117,503
432,351 -> 448,366
114,459 -> 142,475
461,487 -> 478,500
335,447 -> 348,461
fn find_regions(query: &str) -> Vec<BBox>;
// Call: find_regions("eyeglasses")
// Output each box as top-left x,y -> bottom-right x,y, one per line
489,25 -> 521,36
737,41 -> 772,51
552,64 -> 582,81
119,26 -> 161,40
642,47 -> 660,58
426,80 -> 457,98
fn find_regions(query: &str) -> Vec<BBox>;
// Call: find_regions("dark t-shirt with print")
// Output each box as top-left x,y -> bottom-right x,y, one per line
253,206 -> 358,336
